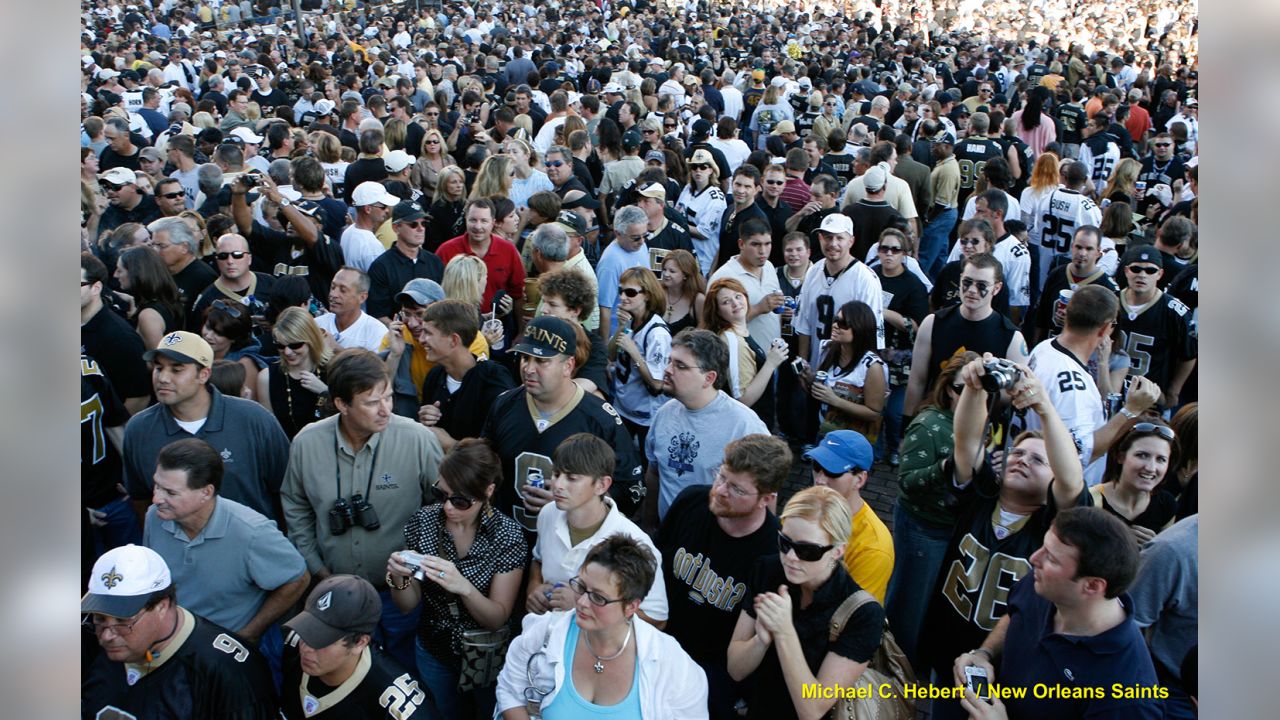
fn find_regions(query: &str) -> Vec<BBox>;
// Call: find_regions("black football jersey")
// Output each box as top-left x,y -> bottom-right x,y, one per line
1056,103 -> 1087,145
82,609 -> 279,720
1117,291 -> 1196,392
953,137 -> 1004,204
281,632 -> 423,719
482,386 -> 644,530
82,355 -> 130,508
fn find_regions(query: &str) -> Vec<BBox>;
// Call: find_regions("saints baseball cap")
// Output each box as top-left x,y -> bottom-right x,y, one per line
392,200 -> 427,224
143,331 -> 214,368
97,167 -> 137,186
512,316 -> 577,358
81,545 -> 172,618
637,180 -> 667,200
384,150 -> 416,173
285,575 -> 381,648
1121,245 -> 1163,269
396,278 -> 445,307
931,128 -> 957,145
314,99 -> 336,116
805,430 -> 874,475
352,181 -> 400,207
771,120 -> 797,135
554,210 -> 587,236
818,213 -> 854,235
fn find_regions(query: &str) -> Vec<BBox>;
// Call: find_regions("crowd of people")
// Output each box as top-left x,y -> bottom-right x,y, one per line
80,0 -> 1200,717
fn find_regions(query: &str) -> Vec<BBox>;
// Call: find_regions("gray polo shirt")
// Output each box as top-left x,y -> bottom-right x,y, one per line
281,414 -> 442,588
122,386 -> 291,521
143,497 -> 306,632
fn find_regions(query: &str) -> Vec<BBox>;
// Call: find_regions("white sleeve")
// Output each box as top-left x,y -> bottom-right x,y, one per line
960,195 -> 977,221
698,193 -> 727,243
1006,245 -> 1031,307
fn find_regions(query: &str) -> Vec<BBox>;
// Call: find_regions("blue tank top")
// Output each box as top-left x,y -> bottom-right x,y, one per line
541,617 -> 643,719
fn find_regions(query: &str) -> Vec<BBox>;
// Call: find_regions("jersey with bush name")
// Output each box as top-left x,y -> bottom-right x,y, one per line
281,631 -> 423,719
82,355 -> 130,509
1116,290 -> 1196,393
482,385 -> 643,531
920,464 -> 1091,678
82,608 -> 279,720
1029,188 -> 1101,293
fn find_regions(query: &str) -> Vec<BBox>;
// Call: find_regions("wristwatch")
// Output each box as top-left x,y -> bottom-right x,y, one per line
278,196 -> 292,207
1118,406 -> 1138,419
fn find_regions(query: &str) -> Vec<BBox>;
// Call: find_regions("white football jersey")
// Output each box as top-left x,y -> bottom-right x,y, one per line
1029,188 -> 1102,292
1016,339 -> 1107,485
794,260 -> 885,367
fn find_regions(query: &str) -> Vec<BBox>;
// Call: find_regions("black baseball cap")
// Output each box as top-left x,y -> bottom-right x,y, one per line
284,575 -> 381,648
392,200 -> 427,224
512,316 -> 577,358
1121,245 -> 1163,269
554,210 -> 587,236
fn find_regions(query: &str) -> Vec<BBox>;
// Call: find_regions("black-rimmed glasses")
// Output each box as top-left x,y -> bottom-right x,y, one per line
568,576 -> 628,606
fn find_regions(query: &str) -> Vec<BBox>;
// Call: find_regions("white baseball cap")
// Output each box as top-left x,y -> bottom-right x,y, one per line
384,150 -> 416,173
230,127 -> 265,144
818,213 -> 854,236
81,545 -> 172,618
352,181 -> 400,207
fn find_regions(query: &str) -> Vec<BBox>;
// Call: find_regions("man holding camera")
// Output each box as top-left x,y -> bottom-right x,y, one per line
281,348 -> 443,671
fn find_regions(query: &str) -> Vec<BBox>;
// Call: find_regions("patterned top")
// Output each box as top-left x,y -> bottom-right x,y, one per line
404,504 -> 528,668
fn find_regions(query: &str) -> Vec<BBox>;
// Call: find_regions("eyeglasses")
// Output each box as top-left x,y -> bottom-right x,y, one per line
214,251 -> 248,261
544,160 -> 565,168
712,469 -> 760,498
778,532 -> 835,562
960,277 -> 993,294
425,139 -> 440,144
147,241 -> 173,251
99,182 -> 125,192
689,164 -> 710,171
568,576 -> 628,606
212,299 -> 243,317
1152,142 -> 1172,148
159,191 -> 185,199
424,111 -> 440,117
83,611 -> 146,637
1007,447 -> 1050,468
274,340 -> 305,351
764,179 -> 786,186
1126,265 -> 1160,275
400,220 -> 426,229
1129,422 -> 1175,441
958,238 -> 985,247
431,481 -> 476,510
617,287 -> 644,298
878,245 -> 904,255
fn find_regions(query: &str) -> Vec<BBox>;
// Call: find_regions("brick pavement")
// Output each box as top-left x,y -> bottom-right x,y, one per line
780,441 -> 900,531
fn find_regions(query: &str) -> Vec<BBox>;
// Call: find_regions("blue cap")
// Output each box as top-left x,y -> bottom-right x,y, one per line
805,431 -> 873,474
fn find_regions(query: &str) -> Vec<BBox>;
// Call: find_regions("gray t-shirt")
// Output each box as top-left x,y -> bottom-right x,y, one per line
646,391 -> 768,519
1129,514 -> 1198,679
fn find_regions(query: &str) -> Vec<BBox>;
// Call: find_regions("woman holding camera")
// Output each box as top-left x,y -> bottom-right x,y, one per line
387,439 -> 527,719
727,485 -> 885,720
809,299 -> 888,445
496,534 -> 708,719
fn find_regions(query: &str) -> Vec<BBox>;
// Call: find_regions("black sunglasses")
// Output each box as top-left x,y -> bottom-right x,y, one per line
159,191 -> 185,199
778,532 -> 835,562
431,482 -> 476,510
617,287 -> 644,298
211,299 -> 243,317
1130,422 -> 1175,442
214,251 -> 249,261
1126,265 -> 1160,275
274,340 -> 305,351
878,245 -> 904,255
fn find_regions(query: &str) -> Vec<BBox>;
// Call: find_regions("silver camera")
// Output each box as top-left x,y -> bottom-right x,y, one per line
980,358 -> 1023,393
400,550 -> 429,583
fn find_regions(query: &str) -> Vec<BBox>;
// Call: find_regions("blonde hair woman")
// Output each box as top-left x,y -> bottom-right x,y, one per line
311,131 -> 348,198
1019,151 -> 1061,250
1101,157 -> 1141,207
503,136 -> 553,209
192,111 -> 216,129
257,306 -> 333,439
428,165 -> 468,251
469,154 -> 513,201
383,117 -> 407,152
443,254 -> 505,347
417,128 -> 450,198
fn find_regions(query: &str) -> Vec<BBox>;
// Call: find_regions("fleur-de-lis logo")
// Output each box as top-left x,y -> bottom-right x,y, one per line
163,332 -> 183,346
101,567 -> 124,589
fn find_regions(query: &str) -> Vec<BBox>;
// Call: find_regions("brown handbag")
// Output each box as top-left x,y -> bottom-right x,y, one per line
827,590 -> 917,720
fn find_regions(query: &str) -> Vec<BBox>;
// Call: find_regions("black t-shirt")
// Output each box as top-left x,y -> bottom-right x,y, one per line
876,268 -> 930,351
482,386 -> 643,531
578,332 -> 610,399
755,198 -> 794,266
82,610 -> 279,720
921,463 -> 1091,677
656,485 -> 781,666
846,200 -> 903,263
99,145 -> 142,172
1035,266 -> 1119,337
81,354 -> 130,508
744,554 -> 884,720
366,246 -> 445,320
422,360 -> 516,444
96,196 -> 162,242
173,260 -> 219,330
342,158 -> 390,205
81,305 -> 150,401
925,305 -> 1020,391
932,260 -> 1012,318
281,633 -> 421,719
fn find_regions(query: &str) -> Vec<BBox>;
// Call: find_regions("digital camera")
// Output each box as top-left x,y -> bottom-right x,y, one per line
980,358 -> 1023,393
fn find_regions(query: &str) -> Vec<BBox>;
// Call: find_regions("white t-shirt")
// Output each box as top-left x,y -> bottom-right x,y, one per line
1016,339 -> 1107,486
315,311 -> 389,352
708,137 -> 752,173
710,257 -> 783,349
793,259 -> 885,367
340,225 -> 384,273
676,184 -> 728,275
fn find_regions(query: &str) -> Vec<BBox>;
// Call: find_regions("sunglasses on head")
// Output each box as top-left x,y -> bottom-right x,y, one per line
211,299 -> 243,317
431,481 -> 476,510
274,340 -> 305,351
617,286 -> 644,298
1130,422 -> 1175,442
214,251 -> 248,261
1126,264 -> 1160,275
778,531 -> 835,562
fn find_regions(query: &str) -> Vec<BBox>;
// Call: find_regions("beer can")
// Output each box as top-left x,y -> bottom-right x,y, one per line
526,466 -> 545,490
814,371 -> 829,384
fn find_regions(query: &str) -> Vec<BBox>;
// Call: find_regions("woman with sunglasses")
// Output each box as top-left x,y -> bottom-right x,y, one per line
496,534 -> 708,719
257,306 -> 331,440
388,439 -> 527,719
884,351 -> 977,672
427,166 -> 468,253
676,150 -> 727,275
930,218 -> 1010,315
112,245 -> 184,350
701,277 -> 789,428
810,300 -> 888,444
727,485 -> 884,720
610,267 -> 671,450
658,250 -> 706,336
201,299 -> 269,400
417,128 -> 451,198
1091,419 -> 1179,545
504,137 -> 554,210
872,229 -> 930,465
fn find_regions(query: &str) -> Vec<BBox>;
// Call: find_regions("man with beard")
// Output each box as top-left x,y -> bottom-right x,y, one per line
656,434 -> 788,720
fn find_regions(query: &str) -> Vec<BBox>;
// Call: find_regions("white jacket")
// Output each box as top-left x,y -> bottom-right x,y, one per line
494,611 -> 708,718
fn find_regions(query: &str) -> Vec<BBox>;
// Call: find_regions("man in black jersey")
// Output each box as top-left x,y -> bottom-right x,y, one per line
1138,132 -> 1187,204
82,355 -> 139,578
82,545 -> 280,719
953,113 -> 1004,211
282,575 -> 425,719
1056,88 -> 1089,159
919,355 -> 1089,719
656,434 -> 787,720
482,316 -> 643,532
1034,226 -> 1119,342
905,253 -> 1028,418
1116,246 -> 1196,410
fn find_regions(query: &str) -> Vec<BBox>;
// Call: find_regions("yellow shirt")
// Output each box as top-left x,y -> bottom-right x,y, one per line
379,328 -> 490,402
841,501 -> 895,604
